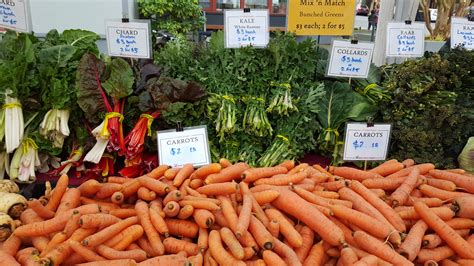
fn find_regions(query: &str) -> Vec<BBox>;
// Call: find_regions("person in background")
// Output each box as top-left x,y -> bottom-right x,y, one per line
368,9 -> 378,30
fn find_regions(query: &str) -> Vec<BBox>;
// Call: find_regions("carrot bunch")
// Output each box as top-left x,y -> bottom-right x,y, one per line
2,158 -> 474,266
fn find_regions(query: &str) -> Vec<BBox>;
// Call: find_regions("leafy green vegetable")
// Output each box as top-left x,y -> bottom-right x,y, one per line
102,58 -> 134,100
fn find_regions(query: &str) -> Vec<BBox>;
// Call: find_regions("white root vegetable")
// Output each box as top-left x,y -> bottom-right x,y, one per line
0,192 -> 27,219
0,180 -> 19,193
0,212 -> 15,242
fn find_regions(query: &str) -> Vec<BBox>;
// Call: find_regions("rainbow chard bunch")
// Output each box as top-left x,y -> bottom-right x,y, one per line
9,138 -> 40,183
76,53 -> 134,164
0,32 -> 38,154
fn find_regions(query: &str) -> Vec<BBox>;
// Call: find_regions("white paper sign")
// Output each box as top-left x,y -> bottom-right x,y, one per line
224,9 -> 269,48
0,0 -> 31,32
451,17 -> 474,50
105,20 -> 152,59
386,22 -> 425,57
157,126 -> 211,168
327,40 -> 375,78
343,123 -> 392,161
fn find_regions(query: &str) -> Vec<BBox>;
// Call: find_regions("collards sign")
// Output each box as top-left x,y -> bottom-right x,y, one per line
327,40 -> 374,78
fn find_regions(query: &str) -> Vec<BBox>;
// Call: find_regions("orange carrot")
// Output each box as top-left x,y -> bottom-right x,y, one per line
165,218 -> 199,238
353,255 -> 380,266
205,162 -> 250,184
193,209 -> 215,229
78,179 -> 102,197
27,199 -> 55,219
0,250 -> 20,266
144,164 -> 169,179
82,216 -> 138,247
163,191 -> 182,206
137,187 -> 157,201
369,161 -> 404,176
302,241 -> 325,266
271,188 -> 344,246
418,184 -> 473,200
135,200 -> 164,256
398,220 -> 429,261
319,180 -> 348,191
139,177 -> 170,195
96,183 -> 123,199
108,208 -> 137,219
313,190 -> 339,199
96,244 -> 147,262
41,231 -> 68,256
262,250 -> 286,266
147,207 -> 168,237
79,213 -> 121,229
265,208 -> 302,248
198,227 -> 208,253
350,180 -> 406,232
219,227 -> 244,259
241,166 -> 288,183
163,237 -> 199,256
173,164 -> 194,187
329,166 -> 381,181
340,244 -> 359,265
422,229 -> 470,249
15,204 -> 101,237
189,179 -> 204,189
15,247 -> 41,266
192,163 -> 222,180
120,179 -> 142,199
386,163 -> 435,179
208,230 -> 245,265
252,190 -> 280,205
426,178 -> 457,191
415,201 -> 474,259
139,254 -> 190,266
43,228 -> 96,266
163,201 -> 180,217
69,240 -> 106,262
1,234 -> 21,256
113,225 -> 144,251
330,204 -> 392,240
313,164 -> 332,176
197,182 -> 239,196
405,197 -> 444,207
267,219 -> 279,238
219,158 -> 232,168
416,246 -> 455,263
398,206 -> 455,220
447,169 -> 466,174
293,186 -> 352,208
235,191 -> 252,238
294,225 -> 314,263
175,205 -> 194,221
46,174 -> 69,211
278,160 -> 295,171
189,253 -> 203,266
353,230 -> 413,265
56,188 -> 81,216
63,211 -> 81,238
402,159 -> 415,167
179,179 -> 190,198
164,167 -> 181,180
452,197 -> 474,218
390,168 -> 420,207
429,170 -> 474,193
248,214 -> 274,250
107,176 -> 132,184
362,177 -> 406,190
253,171 -> 307,186
271,237 -> 302,266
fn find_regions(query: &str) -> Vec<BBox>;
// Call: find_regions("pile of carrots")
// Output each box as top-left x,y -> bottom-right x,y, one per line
1,158 -> 474,266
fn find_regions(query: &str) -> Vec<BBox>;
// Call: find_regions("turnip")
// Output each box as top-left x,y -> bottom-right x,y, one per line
0,192 -> 27,219
0,212 -> 15,242
0,180 -> 19,193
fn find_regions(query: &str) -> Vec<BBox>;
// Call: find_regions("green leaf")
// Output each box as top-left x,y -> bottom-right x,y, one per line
60,29 -> 100,56
102,58 -> 134,99
38,45 -> 77,69
76,53 -> 108,123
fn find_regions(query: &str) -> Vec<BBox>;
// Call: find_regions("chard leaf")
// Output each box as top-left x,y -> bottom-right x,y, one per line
102,58 -> 134,99
76,53 -> 108,123
60,29 -> 100,56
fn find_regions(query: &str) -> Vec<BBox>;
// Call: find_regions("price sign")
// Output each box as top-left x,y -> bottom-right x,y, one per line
343,123 -> 392,161
386,22 -> 425,57
157,126 -> 211,168
451,17 -> 474,50
105,20 -> 152,59
224,9 -> 269,48
327,40 -> 374,78
286,0 -> 356,36
0,0 -> 31,33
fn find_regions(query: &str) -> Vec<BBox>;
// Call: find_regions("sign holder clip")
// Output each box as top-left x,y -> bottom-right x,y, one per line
363,116 -> 375,170
122,0 -> 129,23
405,20 -> 412,25
351,39 -> 359,45
243,8 -> 251,13
176,122 -> 184,132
